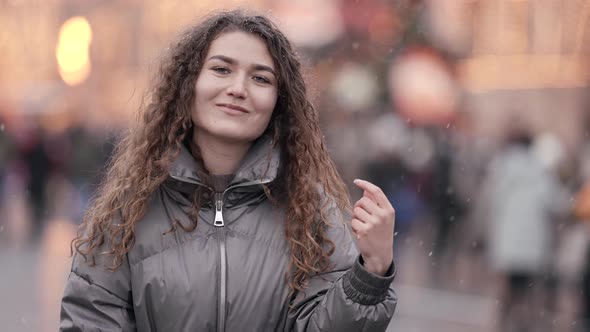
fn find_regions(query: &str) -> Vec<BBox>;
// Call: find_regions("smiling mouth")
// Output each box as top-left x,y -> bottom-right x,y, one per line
216,103 -> 249,114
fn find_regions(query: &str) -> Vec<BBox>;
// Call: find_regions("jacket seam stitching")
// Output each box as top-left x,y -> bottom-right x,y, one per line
228,228 -> 290,256
129,232 -> 212,267
70,269 -> 131,305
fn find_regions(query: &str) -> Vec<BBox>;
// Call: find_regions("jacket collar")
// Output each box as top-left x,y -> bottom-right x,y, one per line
168,134 -> 281,189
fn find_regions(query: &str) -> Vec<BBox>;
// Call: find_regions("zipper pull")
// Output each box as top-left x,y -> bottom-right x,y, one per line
214,199 -> 224,227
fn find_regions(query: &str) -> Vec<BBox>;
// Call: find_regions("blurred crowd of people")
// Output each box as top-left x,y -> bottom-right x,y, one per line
3,106 -> 590,332
0,114 -> 114,245
318,82 -> 589,330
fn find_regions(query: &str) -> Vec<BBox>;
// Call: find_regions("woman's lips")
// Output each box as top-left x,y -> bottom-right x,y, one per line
216,103 -> 249,115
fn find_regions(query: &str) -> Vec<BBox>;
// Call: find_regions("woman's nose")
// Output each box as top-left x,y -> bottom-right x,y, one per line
226,75 -> 247,99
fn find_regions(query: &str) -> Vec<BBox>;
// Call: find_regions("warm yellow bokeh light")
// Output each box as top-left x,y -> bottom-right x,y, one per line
56,16 -> 92,86
59,16 -> 92,45
59,61 -> 91,86
56,43 -> 90,72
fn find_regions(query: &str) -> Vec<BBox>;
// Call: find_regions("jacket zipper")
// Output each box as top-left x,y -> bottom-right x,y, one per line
213,180 -> 273,332
214,192 -> 227,332
169,178 -> 271,331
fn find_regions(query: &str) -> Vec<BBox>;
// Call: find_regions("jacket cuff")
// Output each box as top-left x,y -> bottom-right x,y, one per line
342,255 -> 396,305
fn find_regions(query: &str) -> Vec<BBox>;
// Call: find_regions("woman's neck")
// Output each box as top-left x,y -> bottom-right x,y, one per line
193,131 -> 251,175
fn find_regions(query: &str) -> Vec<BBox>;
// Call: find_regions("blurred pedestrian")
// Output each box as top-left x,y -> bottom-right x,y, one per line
480,130 -> 567,332
20,127 -> 51,240
429,129 -> 465,279
60,10 -> 398,332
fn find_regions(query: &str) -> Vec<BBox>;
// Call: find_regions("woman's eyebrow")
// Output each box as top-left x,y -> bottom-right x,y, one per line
208,55 -> 276,77
208,54 -> 234,64
253,64 -> 276,77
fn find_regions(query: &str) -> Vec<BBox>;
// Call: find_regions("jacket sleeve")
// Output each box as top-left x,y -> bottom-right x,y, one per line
60,243 -> 136,332
285,206 -> 397,332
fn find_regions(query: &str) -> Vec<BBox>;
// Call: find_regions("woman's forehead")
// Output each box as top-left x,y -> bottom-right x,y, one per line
206,31 -> 275,70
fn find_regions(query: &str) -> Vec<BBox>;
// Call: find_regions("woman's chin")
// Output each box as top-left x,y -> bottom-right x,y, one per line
204,130 -> 259,145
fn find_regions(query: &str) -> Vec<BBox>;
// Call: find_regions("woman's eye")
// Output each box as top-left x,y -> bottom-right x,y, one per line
253,75 -> 271,84
212,67 -> 230,74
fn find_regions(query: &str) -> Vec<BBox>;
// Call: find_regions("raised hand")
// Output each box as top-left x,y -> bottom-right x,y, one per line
351,179 -> 396,276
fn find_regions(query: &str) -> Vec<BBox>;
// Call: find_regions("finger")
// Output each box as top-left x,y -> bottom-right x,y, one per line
354,196 -> 380,215
363,190 -> 376,201
353,206 -> 375,224
353,179 -> 391,208
351,218 -> 370,235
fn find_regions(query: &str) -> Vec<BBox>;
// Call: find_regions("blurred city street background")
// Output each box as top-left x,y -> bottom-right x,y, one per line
2,0 -> 590,331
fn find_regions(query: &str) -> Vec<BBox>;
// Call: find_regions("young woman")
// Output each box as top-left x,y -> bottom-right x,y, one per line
60,10 -> 397,332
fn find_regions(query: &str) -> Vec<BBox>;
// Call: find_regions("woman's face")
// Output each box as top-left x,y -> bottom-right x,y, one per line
192,30 -> 278,145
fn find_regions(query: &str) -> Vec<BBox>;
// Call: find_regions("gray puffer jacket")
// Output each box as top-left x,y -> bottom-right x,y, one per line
60,136 -> 397,331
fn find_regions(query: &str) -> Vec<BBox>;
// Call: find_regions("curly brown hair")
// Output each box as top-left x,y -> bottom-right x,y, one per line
73,9 -> 351,294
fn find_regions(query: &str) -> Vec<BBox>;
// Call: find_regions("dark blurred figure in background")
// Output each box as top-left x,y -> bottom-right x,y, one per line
574,181 -> 590,331
429,128 -> 466,281
573,147 -> 590,332
18,124 -> 52,240
0,115 -> 9,198
363,152 -> 426,263
66,125 -> 115,223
